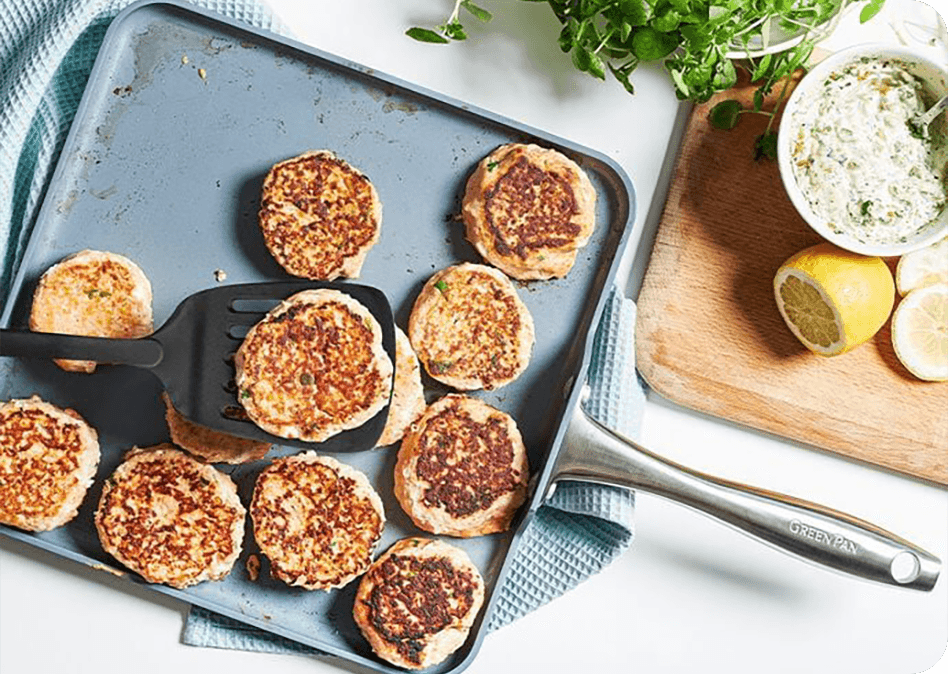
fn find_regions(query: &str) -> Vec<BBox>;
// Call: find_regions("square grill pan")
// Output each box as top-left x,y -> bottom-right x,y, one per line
0,1 -> 636,672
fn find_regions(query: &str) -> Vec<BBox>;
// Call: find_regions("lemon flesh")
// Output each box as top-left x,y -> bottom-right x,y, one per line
891,284 -> 948,382
896,237 -> 948,296
774,243 -> 895,356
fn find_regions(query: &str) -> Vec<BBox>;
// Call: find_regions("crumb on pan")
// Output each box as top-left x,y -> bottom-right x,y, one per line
246,554 -> 260,582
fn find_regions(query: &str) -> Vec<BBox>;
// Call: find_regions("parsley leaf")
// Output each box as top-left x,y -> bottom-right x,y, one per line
405,27 -> 449,44
709,99 -> 742,130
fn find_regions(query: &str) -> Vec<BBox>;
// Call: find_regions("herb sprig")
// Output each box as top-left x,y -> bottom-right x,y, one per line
409,0 -> 886,156
406,0 -> 493,44
706,0 -> 884,158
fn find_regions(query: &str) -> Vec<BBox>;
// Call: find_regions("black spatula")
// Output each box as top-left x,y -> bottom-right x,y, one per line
0,281 -> 395,452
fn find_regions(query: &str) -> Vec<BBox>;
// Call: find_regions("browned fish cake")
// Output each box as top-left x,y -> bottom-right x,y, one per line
462,143 -> 596,280
235,289 -> 393,443
408,263 -> 535,391
259,150 -> 382,280
353,537 -> 485,670
162,392 -> 270,464
394,395 -> 529,537
375,327 -> 425,448
0,396 -> 100,532
94,445 -> 245,588
250,453 -> 385,590
29,249 -> 153,373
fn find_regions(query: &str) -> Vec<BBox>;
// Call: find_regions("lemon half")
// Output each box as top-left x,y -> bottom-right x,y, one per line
774,243 -> 895,356
891,284 -> 948,382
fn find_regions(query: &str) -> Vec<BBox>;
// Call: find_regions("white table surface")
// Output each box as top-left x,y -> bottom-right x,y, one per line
2,1 -> 947,673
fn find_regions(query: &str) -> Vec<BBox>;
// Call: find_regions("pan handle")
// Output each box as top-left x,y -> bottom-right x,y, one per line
0,328 -> 163,368
547,396 -> 940,591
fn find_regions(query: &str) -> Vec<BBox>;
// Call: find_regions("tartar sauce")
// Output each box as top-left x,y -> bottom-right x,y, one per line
789,57 -> 947,245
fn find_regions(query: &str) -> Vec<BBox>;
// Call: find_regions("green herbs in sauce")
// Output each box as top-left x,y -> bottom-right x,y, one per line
790,57 -> 947,245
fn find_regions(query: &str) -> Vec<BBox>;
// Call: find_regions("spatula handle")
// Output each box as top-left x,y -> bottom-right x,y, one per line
549,398 -> 940,591
0,328 -> 163,369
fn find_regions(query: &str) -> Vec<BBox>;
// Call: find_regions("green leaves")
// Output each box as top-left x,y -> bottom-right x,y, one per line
443,20 -> 468,40
754,132 -> 779,161
709,99 -> 742,130
572,45 -> 607,79
860,0 -> 885,23
406,0 -> 493,44
404,0 -> 872,132
405,27 -> 449,44
461,0 -> 493,21
631,27 -> 679,61
618,0 -> 649,26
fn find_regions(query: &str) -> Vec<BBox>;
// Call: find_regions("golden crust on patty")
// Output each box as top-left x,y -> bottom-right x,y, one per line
376,327 -> 425,448
235,289 -> 393,443
462,143 -> 596,280
259,150 -> 382,280
162,392 -> 270,465
354,537 -> 485,670
29,249 -> 154,373
94,445 -> 245,588
408,263 -> 535,391
0,396 -> 100,532
395,395 -> 528,537
251,453 -> 385,590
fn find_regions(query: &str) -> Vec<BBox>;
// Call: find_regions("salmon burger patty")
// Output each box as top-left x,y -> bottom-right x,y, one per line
375,327 -> 425,448
408,263 -> 534,391
353,537 -> 485,670
29,249 -> 153,373
235,289 -> 393,443
95,445 -> 245,588
259,150 -> 382,280
462,143 -> 596,280
0,396 -> 100,531
394,394 -> 529,537
251,452 -> 385,590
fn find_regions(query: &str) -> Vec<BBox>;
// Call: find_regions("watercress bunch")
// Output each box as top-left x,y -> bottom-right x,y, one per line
408,0 -> 887,157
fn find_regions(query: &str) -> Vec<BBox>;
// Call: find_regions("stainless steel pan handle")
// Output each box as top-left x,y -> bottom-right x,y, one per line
548,395 -> 940,591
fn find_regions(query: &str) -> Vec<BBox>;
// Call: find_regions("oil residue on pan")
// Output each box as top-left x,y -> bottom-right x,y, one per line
0,2 -> 634,673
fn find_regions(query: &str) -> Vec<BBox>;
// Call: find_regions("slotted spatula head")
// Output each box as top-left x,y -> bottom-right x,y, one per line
157,281 -> 396,451
0,281 -> 395,452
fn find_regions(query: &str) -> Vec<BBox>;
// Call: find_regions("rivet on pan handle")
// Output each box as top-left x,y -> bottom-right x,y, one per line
547,387 -> 941,591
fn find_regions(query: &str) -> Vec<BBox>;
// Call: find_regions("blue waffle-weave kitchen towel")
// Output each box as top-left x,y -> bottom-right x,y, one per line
0,0 -> 642,652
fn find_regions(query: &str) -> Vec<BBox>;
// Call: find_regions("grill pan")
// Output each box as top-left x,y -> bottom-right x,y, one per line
0,2 -> 939,674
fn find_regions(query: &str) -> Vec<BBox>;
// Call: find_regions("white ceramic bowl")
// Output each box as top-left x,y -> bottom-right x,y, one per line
777,43 -> 948,257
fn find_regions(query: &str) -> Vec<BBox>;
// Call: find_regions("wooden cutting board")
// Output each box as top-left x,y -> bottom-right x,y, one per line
635,73 -> 948,486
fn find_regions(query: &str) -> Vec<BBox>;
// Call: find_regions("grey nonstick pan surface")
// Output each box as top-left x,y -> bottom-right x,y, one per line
0,3 -> 938,674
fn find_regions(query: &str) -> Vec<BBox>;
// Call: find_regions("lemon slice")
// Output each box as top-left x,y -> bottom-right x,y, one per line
891,284 -> 948,381
896,237 -> 948,296
774,243 -> 895,356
